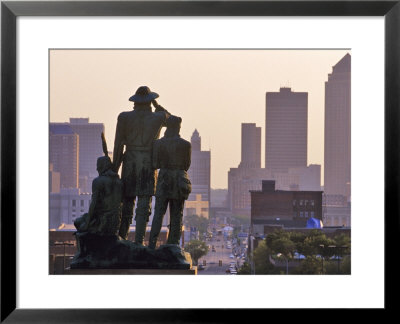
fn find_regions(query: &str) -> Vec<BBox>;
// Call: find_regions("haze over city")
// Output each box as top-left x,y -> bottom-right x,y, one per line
50,49 -> 349,188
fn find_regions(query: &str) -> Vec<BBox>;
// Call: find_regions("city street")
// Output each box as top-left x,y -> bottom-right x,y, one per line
197,236 -> 245,275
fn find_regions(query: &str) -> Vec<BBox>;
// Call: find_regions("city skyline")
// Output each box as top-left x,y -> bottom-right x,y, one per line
50,49 -> 350,188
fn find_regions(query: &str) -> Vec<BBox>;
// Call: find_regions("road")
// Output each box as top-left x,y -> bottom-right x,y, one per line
197,236 -> 246,275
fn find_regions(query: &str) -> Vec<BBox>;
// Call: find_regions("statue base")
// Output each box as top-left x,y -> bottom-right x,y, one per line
70,232 -> 192,270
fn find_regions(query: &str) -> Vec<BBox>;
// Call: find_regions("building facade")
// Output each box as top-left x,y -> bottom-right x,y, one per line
274,164 -> 321,191
50,189 -> 170,229
49,124 -> 79,189
239,123 -> 261,169
250,180 -> 323,235
68,118 -> 105,193
187,129 -> 211,203
228,167 -> 273,217
265,87 -> 308,173
184,194 -> 209,219
49,163 -> 61,193
49,188 -> 91,228
324,53 -> 351,199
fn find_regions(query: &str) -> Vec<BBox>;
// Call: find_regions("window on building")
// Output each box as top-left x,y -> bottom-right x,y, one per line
72,200 -> 76,207
305,212 -> 308,218
300,212 -> 304,218
292,200 -> 296,206
311,200 -> 315,206
311,212 -> 315,218
304,200 -> 308,206
299,200 -> 304,206
80,200 -> 84,207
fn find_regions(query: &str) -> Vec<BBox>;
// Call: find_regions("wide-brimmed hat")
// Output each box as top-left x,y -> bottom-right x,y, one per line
129,86 -> 159,103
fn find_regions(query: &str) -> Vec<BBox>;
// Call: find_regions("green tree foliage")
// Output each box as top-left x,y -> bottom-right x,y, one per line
184,214 -> 209,237
253,241 -> 278,274
251,229 -> 351,275
238,262 -> 251,274
291,256 -> 322,274
184,239 -> 209,265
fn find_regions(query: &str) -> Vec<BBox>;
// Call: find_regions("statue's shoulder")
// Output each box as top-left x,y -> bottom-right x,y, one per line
117,111 -> 133,120
154,136 -> 168,147
180,137 -> 191,148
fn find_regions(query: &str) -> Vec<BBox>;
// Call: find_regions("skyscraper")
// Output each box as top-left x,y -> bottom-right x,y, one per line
239,123 -> 261,169
228,122 -> 271,216
49,124 -> 79,189
324,54 -> 351,199
187,129 -> 211,204
69,118 -> 104,192
52,118 -> 104,193
265,87 -> 308,174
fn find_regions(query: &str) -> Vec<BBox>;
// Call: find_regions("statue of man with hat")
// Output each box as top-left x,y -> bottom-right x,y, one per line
112,86 -> 170,244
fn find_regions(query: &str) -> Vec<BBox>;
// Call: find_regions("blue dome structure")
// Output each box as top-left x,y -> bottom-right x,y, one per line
306,217 -> 323,229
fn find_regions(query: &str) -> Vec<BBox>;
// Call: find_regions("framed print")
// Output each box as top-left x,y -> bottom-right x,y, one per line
1,0 -> 399,321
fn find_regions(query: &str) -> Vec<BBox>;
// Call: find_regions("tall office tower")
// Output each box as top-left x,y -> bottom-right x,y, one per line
49,124 -> 79,189
265,87 -> 308,174
67,118 -> 104,193
187,129 -> 211,204
191,129 -> 201,151
239,123 -> 261,169
227,122 -> 271,216
324,54 -> 351,199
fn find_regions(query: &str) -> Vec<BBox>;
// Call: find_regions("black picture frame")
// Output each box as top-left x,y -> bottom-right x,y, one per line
1,0 -> 398,322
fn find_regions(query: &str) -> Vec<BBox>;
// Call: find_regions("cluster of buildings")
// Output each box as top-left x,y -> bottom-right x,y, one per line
223,53 -> 351,236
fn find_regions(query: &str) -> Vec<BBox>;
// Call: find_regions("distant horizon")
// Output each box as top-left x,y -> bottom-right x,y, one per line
50,49 -> 350,188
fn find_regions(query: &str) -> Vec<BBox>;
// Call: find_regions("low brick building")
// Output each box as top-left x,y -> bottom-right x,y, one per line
250,180 -> 323,235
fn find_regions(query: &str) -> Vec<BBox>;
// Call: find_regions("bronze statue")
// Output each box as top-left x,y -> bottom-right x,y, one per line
148,115 -> 192,249
75,134 -> 122,235
112,86 -> 170,244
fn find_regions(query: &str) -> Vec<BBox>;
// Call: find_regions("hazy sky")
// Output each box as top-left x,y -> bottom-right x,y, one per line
50,49 -> 349,189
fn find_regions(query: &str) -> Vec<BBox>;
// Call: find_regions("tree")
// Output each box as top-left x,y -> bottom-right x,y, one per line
291,256 -> 321,274
184,240 -> 209,265
238,262 -> 251,274
184,214 -> 209,238
252,240 -> 278,274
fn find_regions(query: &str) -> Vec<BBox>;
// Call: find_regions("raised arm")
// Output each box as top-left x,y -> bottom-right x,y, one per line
152,99 -> 171,125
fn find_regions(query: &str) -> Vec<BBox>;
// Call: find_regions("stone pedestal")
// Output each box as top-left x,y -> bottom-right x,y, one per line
64,267 -> 197,275
70,233 -> 192,270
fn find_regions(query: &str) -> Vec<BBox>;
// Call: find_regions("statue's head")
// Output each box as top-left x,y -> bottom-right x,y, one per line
165,115 -> 182,137
96,156 -> 112,175
129,86 -> 159,104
